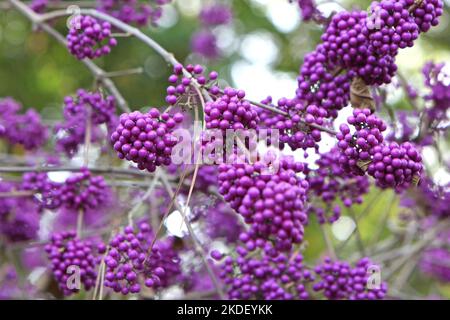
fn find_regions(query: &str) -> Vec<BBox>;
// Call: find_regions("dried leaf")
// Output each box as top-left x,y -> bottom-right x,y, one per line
357,159 -> 372,172
350,77 -> 376,111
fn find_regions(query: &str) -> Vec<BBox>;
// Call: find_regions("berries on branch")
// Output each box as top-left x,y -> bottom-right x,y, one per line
97,0 -> 172,27
104,222 -> 182,295
55,90 -> 117,158
367,141 -> 423,192
0,97 -> 48,151
306,147 -> 370,224
45,231 -> 102,296
313,257 -> 388,300
212,247 -> 314,300
111,109 -> 184,172
218,156 -> 309,253
336,108 -> 387,175
67,16 -> 118,60
58,169 -> 111,212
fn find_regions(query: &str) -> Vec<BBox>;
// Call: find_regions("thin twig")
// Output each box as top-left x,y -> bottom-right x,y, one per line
160,172 -> 226,299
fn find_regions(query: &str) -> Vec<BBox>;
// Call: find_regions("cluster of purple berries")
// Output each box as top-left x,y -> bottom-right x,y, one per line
367,141 -> 423,192
45,231 -> 101,296
423,61 -> 450,124
104,222 -> 181,295
0,97 -> 48,150
296,50 -> 355,118
165,64 -> 219,106
205,88 -> 259,132
212,247 -> 314,300
420,228 -> 450,282
296,0 -> 443,116
256,96 -> 327,152
63,89 -> 116,125
218,157 -> 309,253
55,90 -> 116,157
21,172 -> 62,210
307,147 -> 370,224
111,109 -> 183,172
67,15 -> 117,60
58,169 -> 110,212
0,182 -> 41,243
313,257 -> 388,300
97,0 -> 171,27
410,0 -> 444,32
336,108 -> 387,175
293,0 -> 321,22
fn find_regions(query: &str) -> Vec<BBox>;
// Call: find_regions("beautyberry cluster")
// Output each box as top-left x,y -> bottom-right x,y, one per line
256,96 -> 327,152
67,16 -> 117,60
45,231 -> 101,296
213,247 -> 314,299
58,169 -> 110,211
409,0 -> 444,32
205,88 -> 259,132
336,108 -> 387,175
313,257 -> 388,300
21,172 -> 62,209
0,182 -> 40,242
55,90 -> 117,157
218,157 -> 309,253
104,222 -> 181,295
307,147 -> 370,224
111,109 -> 184,172
0,97 -> 48,150
97,0 -> 171,27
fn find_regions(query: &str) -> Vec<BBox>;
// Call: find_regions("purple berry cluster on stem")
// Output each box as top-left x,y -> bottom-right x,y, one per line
313,257 -> 388,300
67,16 -> 117,60
218,156 -> 309,253
213,247 -> 314,299
111,109 -> 184,172
97,0 -> 172,27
